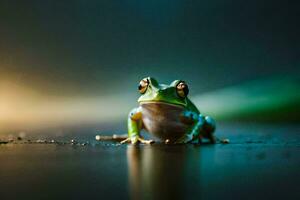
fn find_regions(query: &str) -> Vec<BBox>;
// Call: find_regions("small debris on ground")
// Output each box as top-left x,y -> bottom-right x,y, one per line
220,139 -> 230,144
36,139 -> 46,143
70,139 -> 77,145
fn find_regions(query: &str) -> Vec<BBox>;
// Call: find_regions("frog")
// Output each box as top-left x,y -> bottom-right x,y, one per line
121,77 -> 216,144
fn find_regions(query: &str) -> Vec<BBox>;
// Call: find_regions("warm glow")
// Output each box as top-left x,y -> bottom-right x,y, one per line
0,80 -> 133,131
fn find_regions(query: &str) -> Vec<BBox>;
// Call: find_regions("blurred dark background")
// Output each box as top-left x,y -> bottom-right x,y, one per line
0,2 -> 300,200
0,0 -> 299,134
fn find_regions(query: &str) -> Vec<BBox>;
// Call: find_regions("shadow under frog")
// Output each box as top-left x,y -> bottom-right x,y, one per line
126,145 -> 203,200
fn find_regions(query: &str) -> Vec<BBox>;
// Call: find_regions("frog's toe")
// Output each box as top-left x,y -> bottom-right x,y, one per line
120,136 -> 139,144
138,137 -> 154,144
120,136 -> 154,145
120,137 -> 131,144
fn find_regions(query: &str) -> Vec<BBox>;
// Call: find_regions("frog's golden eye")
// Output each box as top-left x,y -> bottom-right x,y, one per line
176,81 -> 189,98
138,78 -> 149,94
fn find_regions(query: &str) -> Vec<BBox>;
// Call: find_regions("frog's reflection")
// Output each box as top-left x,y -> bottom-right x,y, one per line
126,145 -> 201,200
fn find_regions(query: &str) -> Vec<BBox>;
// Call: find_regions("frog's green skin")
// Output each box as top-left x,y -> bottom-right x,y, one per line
121,77 -> 216,144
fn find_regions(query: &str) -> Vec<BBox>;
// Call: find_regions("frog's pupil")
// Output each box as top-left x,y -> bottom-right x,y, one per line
138,84 -> 142,90
183,85 -> 189,96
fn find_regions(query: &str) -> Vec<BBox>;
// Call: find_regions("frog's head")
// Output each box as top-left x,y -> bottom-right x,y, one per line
137,77 -> 189,107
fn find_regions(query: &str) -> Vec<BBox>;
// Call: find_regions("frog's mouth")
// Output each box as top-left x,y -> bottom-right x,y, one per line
139,101 -> 185,108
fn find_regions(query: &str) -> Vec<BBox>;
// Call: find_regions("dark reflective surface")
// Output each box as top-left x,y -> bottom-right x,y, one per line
0,124 -> 300,200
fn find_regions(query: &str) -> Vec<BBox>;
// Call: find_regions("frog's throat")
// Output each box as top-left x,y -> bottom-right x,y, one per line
139,100 -> 186,108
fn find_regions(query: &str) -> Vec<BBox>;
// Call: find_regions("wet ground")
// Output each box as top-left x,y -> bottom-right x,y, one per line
0,123 -> 299,200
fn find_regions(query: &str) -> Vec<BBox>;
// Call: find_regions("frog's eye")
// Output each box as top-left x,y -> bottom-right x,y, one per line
138,78 -> 149,94
176,81 -> 189,98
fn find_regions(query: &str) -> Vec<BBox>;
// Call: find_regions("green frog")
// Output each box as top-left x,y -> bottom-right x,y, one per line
121,77 -> 216,144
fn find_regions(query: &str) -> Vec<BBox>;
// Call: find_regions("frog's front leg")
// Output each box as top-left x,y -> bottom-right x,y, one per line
121,107 -> 154,145
178,111 -> 216,144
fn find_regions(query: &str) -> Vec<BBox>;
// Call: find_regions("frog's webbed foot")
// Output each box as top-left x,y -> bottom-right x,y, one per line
120,136 -> 154,145
124,107 -> 154,145
181,111 -> 217,144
